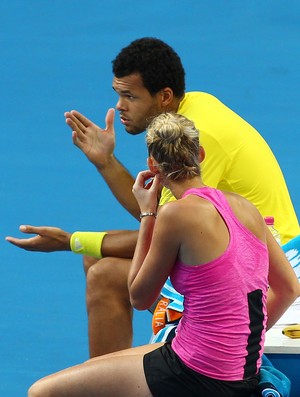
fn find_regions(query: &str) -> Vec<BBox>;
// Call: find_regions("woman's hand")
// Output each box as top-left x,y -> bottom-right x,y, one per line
132,171 -> 161,214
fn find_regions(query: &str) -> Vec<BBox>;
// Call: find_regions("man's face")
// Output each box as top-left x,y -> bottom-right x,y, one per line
112,73 -> 164,135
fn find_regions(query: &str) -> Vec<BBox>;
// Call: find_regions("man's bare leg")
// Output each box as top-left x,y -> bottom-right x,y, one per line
84,256 -> 133,357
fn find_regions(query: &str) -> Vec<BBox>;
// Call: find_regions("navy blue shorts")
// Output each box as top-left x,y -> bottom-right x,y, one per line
143,342 -> 259,397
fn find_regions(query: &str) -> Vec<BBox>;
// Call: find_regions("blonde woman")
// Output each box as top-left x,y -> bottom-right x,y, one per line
28,113 -> 299,397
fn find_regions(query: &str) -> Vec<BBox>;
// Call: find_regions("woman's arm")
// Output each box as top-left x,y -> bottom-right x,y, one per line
266,227 -> 300,330
128,171 -> 181,310
128,204 -> 181,310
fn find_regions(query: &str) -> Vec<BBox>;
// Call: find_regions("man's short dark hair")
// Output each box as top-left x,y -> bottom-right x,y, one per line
112,37 -> 185,98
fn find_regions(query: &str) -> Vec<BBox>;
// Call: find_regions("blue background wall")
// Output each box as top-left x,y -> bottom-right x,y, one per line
1,1 -> 299,395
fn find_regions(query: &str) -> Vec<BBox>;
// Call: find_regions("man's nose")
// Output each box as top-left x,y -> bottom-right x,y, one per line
116,97 -> 126,111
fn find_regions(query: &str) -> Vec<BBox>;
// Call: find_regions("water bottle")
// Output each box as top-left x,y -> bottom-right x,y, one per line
264,216 -> 281,245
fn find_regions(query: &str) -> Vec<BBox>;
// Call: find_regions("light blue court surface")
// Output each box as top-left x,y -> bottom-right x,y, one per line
1,1 -> 300,395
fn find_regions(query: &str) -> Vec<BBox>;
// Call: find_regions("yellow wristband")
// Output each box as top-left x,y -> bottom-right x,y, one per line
70,231 -> 107,258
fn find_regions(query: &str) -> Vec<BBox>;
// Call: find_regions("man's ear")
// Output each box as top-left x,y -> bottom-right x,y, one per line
199,146 -> 205,163
160,87 -> 173,108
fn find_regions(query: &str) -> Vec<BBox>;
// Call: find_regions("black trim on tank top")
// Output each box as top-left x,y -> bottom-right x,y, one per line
244,289 -> 264,378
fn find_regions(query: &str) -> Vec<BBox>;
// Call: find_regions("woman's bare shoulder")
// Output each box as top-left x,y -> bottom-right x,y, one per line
223,190 -> 266,239
223,190 -> 257,212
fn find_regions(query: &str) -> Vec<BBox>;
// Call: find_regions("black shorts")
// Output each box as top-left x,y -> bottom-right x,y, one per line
143,342 -> 259,397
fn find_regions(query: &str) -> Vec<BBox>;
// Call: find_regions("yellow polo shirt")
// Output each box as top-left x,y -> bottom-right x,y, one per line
160,92 -> 299,244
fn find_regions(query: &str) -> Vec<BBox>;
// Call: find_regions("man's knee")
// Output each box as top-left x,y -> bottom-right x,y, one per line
86,256 -> 128,284
83,255 -> 100,274
85,257 -> 131,305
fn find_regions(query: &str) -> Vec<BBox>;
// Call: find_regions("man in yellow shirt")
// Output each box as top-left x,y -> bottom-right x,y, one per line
165,91 -> 299,243
6,37 -> 299,357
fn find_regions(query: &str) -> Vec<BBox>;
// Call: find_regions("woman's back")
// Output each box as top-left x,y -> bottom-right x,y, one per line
170,186 -> 269,381
169,186 -> 267,267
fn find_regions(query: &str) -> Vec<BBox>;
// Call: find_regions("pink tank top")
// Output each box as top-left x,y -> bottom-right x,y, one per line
171,187 -> 268,381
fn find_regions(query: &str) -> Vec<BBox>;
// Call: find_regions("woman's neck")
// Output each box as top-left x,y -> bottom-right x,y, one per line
166,177 -> 205,200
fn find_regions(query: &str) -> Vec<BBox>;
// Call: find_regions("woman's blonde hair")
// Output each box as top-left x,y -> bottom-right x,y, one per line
146,112 -> 200,181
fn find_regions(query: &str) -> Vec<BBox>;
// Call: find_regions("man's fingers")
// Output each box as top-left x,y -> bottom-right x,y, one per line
5,225 -> 39,244
69,119 -> 89,149
70,110 -> 92,128
65,113 -> 86,133
5,236 -> 36,249
19,225 -> 50,237
105,108 -> 115,131
19,225 -> 39,234
72,131 -> 84,148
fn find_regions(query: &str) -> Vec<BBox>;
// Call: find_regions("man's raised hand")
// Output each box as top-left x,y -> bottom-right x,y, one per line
65,108 -> 116,169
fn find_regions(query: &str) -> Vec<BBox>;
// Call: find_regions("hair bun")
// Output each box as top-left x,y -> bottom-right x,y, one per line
146,113 -> 200,182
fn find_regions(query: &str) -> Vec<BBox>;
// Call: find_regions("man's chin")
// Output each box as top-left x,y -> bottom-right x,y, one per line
125,126 -> 145,135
